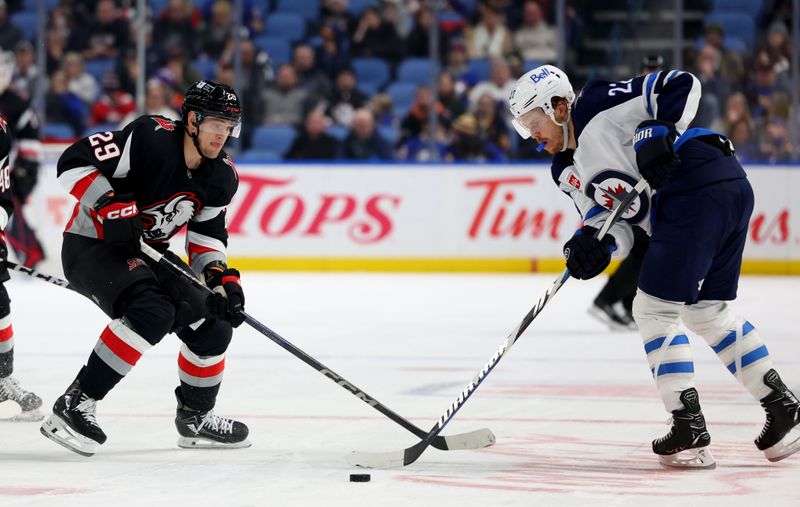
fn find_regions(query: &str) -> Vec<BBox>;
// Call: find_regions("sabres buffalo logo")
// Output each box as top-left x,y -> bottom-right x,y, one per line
140,193 -> 200,240
152,117 -> 176,131
586,170 -> 650,226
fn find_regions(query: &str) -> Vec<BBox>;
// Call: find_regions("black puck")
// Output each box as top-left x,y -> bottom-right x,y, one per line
349,473 -> 371,482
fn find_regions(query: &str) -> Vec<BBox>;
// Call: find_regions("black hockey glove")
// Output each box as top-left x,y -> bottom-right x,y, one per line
0,231 -> 8,283
634,119 -> 679,190
205,266 -> 246,328
95,192 -> 143,253
563,225 -> 617,280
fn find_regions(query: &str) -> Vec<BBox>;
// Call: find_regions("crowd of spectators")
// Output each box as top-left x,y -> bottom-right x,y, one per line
0,0 -> 795,163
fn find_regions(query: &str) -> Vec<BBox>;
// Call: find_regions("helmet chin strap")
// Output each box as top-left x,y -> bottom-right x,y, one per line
547,112 -> 571,152
189,117 -> 210,161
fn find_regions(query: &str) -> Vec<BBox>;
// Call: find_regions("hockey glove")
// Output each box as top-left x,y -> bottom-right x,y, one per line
0,231 -> 8,283
563,225 -> 617,280
204,266 -> 245,328
634,119 -> 679,190
95,192 -> 143,252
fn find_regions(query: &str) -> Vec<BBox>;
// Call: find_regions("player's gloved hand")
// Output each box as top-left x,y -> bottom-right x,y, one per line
95,192 -> 143,252
634,119 -> 679,190
204,266 -> 245,328
0,231 -> 9,283
563,225 -> 617,280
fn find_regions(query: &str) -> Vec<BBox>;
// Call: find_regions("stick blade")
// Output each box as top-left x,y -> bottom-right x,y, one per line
347,449 -> 406,469
439,428 -> 496,450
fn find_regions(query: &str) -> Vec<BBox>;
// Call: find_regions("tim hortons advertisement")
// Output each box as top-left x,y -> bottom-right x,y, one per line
23,164 -> 800,274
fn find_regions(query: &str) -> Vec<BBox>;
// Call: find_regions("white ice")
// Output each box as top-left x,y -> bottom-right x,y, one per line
1,272 -> 799,506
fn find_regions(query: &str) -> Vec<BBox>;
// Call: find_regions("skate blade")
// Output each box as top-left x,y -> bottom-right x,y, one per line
763,425 -> 800,462
0,409 -> 44,422
40,416 -> 99,457
587,306 -> 636,332
177,436 -> 252,449
658,446 -> 716,469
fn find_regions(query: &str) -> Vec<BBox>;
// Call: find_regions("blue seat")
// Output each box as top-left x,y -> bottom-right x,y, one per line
523,59 -> 545,72
265,13 -> 306,43
711,0 -> 763,17
396,58 -> 439,86
325,124 -> 349,141
275,0 -> 319,22
347,0 -> 375,16
722,36 -> 747,54
23,0 -> 60,11
385,82 -> 418,118
467,59 -> 491,82
377,124 -> 398,144
238,149 -> 283,162
357,82 -> 378,96
251,125 -> 297,156
351,57 -> 390,91
705,12 -> 756,43
42,123 -> 76,140
84,58 -> 117,83
253,36 -> 292,68
192,59 -> 218,80
10,12 -> 37,41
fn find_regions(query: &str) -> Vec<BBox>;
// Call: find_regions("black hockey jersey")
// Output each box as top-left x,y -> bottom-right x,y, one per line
0,89 -> 43,199
56,115 -> 239,274
0,116 -> 13,231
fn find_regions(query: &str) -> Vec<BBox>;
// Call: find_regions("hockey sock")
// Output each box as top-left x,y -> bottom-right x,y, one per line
633,290 -> 695,412
80,319 -> 153,400
0,308 -> 12,377
682,301 -> 774,400
177,344 -> 225,412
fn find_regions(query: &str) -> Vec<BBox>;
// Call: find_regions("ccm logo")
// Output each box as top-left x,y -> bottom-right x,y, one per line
106,203 -> 138,219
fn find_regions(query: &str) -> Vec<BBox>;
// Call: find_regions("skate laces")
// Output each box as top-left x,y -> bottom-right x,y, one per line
654,416 -> 676,444
73,395 -> 100,427
0,376 -> 28,401
198,411 -> 234,435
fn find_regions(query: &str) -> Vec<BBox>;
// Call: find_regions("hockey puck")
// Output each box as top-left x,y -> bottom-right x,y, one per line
349,474 -> 371,483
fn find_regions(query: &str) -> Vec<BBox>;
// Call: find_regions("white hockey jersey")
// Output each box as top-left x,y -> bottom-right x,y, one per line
550,70 -> 701,256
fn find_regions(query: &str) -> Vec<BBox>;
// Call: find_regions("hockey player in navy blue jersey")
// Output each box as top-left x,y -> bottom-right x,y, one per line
509,65 -> 800,468
40,81 -> 250,456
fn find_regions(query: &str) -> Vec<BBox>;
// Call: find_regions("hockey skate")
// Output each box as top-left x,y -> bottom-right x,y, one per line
755,369 -> 800,462
588,300 -> 637,331
0,375 -> 43,422
174,388 -> 250,449
652,388 -> 716,469
40,382 -> 107,457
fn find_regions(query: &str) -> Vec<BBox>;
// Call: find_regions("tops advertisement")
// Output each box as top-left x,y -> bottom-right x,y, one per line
26,164 -> 800,274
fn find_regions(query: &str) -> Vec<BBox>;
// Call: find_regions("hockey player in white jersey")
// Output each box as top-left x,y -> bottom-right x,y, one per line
509,64 -> 800,468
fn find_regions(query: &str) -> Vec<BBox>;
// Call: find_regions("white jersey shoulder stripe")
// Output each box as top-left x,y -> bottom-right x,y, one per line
192,205 -> 225,222
112,132 -> 134,178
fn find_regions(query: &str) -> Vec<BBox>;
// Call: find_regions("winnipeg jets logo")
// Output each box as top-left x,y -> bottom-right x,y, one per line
152,117 -> 176,132
587,170 -> 650,225
139,193 -> 200,240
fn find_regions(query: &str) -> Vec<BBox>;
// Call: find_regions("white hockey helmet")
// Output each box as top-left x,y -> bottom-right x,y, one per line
508,64 -> 575,143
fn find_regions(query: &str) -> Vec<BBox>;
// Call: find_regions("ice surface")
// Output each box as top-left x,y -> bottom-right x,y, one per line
1,272 -> 798,506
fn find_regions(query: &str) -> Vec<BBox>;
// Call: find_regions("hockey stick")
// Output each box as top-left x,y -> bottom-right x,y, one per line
135,241 -> 495,452
349,178 -> 650,468
4,261 -> 74,290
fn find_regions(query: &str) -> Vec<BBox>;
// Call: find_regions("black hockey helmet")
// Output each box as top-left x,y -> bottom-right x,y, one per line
182,80 -> 242,137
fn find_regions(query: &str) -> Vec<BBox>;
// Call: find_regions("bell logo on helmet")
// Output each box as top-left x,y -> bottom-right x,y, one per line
530,67 -> 551,83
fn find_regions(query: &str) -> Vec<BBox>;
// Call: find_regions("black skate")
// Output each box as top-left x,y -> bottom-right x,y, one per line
175,388 -> 250,449
0,375 -> 43,421
40,382 -> 107,457
755,369 -> 800,462
588,300 -> 636,331
652,388 -> 716,468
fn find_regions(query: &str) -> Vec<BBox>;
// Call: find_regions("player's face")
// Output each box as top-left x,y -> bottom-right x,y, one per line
518,108 -> 563,154
196,117 -> 238,158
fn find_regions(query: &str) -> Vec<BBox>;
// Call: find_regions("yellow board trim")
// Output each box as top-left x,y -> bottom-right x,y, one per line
226,257 -> 800,275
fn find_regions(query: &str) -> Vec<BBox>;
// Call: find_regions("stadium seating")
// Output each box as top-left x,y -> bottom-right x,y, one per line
397,58 -> 440,86
251,125 -> 297,156
84,58 -> 117,83
253,35 -> 292,68
351,57 -> 390,92
10,12 -> 37,42
275,0 -> 320,22
264,12 -> 307,43
238,149 -> 283,162
385,82 -> 418,118
42,123 -> 76,141
705,12 -> 756,44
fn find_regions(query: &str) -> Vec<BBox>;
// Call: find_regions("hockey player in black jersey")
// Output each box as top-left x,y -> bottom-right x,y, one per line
0,51 -> 45,269
0,112 -> 43,421
41,81 -> 250,456
509,65 -> 799,468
